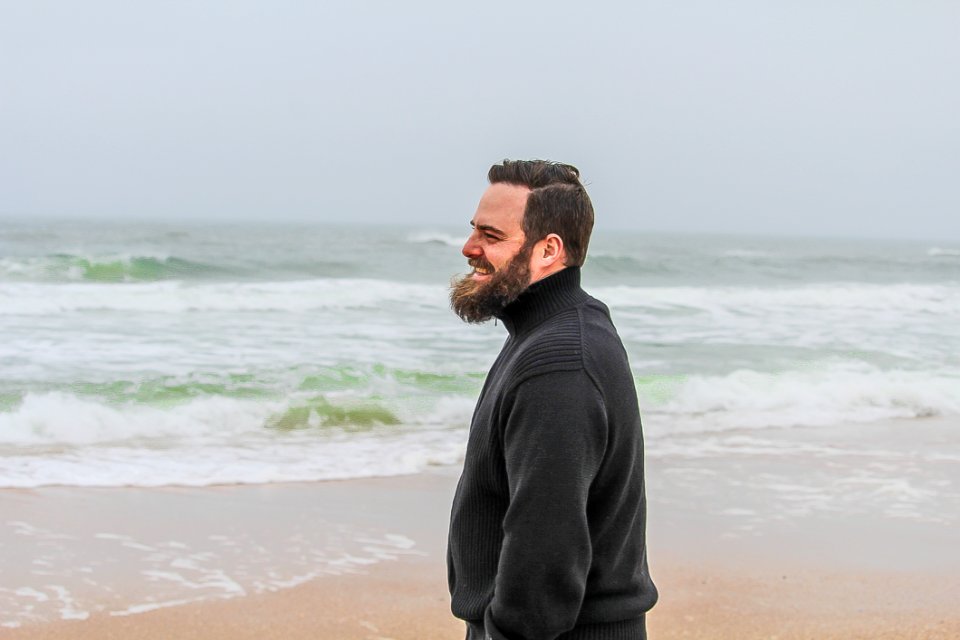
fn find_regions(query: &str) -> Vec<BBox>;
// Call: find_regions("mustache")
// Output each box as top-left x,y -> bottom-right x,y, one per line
468,258 -> 494,272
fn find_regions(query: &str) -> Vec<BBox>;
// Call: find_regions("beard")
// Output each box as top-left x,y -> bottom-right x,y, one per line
450,244 -> 533,324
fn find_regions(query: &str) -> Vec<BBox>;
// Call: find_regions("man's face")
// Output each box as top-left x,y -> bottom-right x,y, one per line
450,183 -> 533,323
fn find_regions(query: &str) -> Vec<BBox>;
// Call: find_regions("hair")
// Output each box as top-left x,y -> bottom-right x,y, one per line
487,159 -> 595,267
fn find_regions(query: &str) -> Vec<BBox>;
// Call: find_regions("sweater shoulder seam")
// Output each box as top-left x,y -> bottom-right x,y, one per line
503,306 -> 604,397
577,305 -> 606,403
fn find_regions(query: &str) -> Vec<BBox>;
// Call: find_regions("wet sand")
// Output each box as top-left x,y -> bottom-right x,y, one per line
3,418 -> 959,639
10,555 -> 958,640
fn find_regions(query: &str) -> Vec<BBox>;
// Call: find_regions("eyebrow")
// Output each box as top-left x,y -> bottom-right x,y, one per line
470,221 -> 507,239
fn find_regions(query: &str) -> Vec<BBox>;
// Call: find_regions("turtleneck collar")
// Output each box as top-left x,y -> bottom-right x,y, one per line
496,266 -> 590,336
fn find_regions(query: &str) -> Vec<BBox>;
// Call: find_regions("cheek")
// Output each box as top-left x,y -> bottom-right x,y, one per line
490,248 -> 516,269
492,255 -> 512,271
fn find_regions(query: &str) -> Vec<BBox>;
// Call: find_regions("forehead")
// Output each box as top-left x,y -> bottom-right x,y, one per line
473,183 -> 530,231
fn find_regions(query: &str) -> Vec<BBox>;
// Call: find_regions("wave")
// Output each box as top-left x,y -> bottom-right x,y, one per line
2,367 -> 487,411
927,247 -> 960,257
1,364 -> 957,487
0,254 -> 224,283
594,282 -> 960,315
0,393 -> 274,446
720,249 -> 775,259
0,390 -> 475,448
639,363 -> 960,434
297,366 -> 485,395
266,397 -> 400,431
0,279 -> 448,314
406,231 -> 462,247
588,254 -> 673,275
5,366 -> 955,447
6,279 -> 956,317
0,391 -> 474,488
0,433 -> 467,489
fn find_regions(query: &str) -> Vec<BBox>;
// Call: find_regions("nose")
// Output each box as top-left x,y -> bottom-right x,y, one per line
462,232 -> 482,259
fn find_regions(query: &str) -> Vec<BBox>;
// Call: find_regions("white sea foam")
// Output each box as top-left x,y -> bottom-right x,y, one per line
0,393 -> 278,445
1,518 -> 422,625
406,231 -> 462,247
1,366 -> 955,488
2,226 -> 959,491
109,597 -> 209,617
0,391 -> 473,488
720,249 -> 774,258
0,431 -> 468,489
101,531 -> 422,618
47,586 -> 88,621
0,279 -> 447,315
927,247 -> 960,257
14,588 -> 49,602
0,392 -> 475,447
642,364 -> 960,434
598,282 -> 960,360
4,280 -> 958,322
595,282 -> 960,315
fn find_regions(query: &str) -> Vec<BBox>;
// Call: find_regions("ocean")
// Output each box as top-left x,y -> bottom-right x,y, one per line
1,221 -> 958,490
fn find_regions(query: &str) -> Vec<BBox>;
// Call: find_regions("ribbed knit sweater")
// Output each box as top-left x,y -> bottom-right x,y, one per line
448,267 -> 658,640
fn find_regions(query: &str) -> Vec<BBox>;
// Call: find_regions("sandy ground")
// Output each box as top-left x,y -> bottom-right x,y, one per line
5,538 -> 958,640
2,457 -> 959,640
10,561 -> 958,640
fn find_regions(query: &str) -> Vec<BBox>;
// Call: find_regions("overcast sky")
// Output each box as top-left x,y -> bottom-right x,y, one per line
1,1 -> 957,239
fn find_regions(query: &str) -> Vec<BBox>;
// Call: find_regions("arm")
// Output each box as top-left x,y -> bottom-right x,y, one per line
485,369 -> 608,640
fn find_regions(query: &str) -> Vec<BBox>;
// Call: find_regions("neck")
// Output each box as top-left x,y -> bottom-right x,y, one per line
529,261 -> 567,285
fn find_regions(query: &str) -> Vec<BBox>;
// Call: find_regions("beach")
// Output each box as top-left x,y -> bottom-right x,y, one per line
2,223 -> 958,638
4,417 -> 959,639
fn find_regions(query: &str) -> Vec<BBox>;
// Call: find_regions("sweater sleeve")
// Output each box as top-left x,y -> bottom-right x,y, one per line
484,369 -> 608,640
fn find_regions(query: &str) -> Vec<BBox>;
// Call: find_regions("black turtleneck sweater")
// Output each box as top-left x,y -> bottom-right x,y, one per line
448,267 -> 658,640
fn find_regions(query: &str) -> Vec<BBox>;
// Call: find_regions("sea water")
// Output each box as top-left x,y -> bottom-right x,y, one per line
1,221 -> 958,489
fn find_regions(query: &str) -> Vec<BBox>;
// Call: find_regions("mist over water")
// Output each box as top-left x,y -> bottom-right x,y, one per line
1,221 -> 958,488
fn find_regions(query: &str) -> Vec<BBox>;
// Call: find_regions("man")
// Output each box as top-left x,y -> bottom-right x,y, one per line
448,160 -> 658,640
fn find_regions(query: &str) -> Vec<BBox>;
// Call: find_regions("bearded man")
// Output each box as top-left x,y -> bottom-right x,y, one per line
447,160 -> 658,640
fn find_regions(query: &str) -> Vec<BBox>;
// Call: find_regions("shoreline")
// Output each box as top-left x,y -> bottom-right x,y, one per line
0,471 -> 461,636
11,543 -> 959,640
3,417 -> 960,639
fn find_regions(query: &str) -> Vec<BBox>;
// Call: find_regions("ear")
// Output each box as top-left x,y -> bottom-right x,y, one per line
538,233 -> 565,267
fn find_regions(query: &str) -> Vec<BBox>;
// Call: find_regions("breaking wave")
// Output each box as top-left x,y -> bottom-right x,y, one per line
0,254 -> 224,282
638,363 -> 960,434
0,279 -> 447,314
1,363 -> 956,488
406,231 -> 462,247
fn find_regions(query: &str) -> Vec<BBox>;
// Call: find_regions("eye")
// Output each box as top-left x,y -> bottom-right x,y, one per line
484,232 -> 500,241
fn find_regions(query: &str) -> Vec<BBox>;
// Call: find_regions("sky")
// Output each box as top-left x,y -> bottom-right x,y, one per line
1,1 -> 958,240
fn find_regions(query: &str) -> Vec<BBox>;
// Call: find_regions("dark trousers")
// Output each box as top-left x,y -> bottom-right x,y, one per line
466,616 -> 647,640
